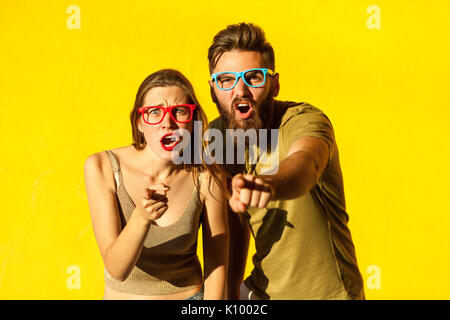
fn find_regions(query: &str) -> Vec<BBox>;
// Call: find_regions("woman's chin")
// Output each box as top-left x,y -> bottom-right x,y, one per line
156,151 -> 176,163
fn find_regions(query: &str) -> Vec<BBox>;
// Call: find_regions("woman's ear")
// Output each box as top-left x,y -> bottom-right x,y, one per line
137,117 -> 144,133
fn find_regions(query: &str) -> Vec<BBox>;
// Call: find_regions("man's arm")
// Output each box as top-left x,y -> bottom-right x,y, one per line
229,136 -> 330,213
262,135 -> 329,200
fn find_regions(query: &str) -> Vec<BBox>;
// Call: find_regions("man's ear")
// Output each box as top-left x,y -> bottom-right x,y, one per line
271,73 -> 280,97
209,81 -> 218,103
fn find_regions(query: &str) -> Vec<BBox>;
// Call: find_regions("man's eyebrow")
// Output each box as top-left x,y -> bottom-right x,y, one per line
218,72 -> 235,76
147,103 -> 164,107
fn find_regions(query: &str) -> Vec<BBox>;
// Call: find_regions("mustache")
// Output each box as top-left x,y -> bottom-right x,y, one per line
231,97 -> 256,108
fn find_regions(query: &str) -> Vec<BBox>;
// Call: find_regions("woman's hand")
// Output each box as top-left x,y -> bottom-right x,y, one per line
136,183 -> 170,222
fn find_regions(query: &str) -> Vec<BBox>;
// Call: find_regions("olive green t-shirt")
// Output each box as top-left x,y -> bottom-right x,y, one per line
210,101 -> 364,300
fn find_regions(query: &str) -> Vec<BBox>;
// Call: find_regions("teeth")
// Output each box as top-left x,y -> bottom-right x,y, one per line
162,140 -> 177,147
161,134 -> 178,146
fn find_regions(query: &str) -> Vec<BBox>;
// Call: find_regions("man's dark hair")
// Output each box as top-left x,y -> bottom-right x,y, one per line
207,22 -> 275,74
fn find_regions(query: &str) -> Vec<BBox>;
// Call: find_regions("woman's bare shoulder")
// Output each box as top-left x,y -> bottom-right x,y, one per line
110,145 -> 134,156
200,169 -> 227,202
84,146 -> 129,183
108,145 -> 137,167
84,146 -> 133,174
84,150 -> 111,177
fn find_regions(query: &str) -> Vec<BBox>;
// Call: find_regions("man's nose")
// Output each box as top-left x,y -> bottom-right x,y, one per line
233,76 -> 251,97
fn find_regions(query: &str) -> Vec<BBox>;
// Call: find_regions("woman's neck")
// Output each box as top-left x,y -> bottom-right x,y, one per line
136,146 -> 183,182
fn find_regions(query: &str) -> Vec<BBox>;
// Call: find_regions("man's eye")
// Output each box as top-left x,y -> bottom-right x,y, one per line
219,77 -> 234,83
246,73 -> 263,81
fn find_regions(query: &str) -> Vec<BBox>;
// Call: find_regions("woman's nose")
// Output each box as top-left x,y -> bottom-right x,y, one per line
160,110 -> 177,128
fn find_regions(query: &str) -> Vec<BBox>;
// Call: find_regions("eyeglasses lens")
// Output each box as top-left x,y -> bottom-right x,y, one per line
244,70 -> 265,87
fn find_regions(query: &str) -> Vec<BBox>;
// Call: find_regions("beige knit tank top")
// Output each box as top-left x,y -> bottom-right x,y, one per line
104,150 -> 204,295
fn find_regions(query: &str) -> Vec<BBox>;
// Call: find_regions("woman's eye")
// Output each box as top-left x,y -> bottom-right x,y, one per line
175,109 -> 186,114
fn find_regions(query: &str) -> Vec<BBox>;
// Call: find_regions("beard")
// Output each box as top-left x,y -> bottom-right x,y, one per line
216,95 -> 274,131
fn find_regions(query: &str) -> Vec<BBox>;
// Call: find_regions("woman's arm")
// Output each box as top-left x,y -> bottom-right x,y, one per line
226,209 -> 250,299
201,172 -> 229,300
84,152 -> 168,281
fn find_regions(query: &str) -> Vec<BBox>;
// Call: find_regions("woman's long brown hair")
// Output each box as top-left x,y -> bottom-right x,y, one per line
130,69 -> 228,199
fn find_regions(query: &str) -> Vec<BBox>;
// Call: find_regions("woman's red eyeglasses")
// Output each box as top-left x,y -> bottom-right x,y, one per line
138,104 -> 196,125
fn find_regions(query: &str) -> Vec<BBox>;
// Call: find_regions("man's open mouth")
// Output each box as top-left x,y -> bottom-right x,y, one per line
160,133 -> 180,151
234,102 -> 254,120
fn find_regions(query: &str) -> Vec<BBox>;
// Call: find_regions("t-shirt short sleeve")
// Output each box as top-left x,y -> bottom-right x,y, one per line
280,105 -> 335,166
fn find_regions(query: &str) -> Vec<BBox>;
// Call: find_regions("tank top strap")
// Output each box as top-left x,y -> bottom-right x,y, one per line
105,150 -> 122,191
196,170 -> 202,189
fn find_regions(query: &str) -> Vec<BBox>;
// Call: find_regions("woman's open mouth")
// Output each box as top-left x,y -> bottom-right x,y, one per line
234,102 -> 254,120
160,132 -> 180,151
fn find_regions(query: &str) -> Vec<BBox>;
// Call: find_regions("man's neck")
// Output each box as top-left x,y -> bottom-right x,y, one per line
264,99 -> 282,130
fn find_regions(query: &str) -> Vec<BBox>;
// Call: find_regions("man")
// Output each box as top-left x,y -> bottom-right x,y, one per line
208,22 -> 365,300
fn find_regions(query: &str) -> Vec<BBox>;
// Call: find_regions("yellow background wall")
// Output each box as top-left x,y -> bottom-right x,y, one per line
1,1 -> 449,299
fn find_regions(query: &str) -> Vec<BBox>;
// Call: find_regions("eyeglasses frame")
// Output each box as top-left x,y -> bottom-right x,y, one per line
137,104 -> 196,125
211,68 -> 275,91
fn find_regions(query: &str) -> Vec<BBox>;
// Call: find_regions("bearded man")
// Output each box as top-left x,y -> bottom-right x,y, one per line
208,22 -> 365,300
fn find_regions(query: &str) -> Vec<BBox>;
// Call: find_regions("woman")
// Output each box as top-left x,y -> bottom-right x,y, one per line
84,69 -> 229,300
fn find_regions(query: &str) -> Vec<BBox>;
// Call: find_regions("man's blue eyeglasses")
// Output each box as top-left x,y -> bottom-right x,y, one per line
211,68 -> 275,91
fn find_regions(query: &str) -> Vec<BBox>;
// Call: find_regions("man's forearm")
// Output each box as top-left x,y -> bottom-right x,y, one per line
261,150 -> 321,201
